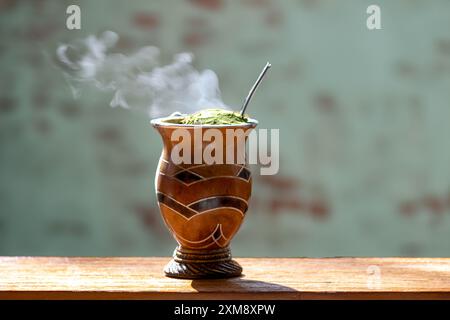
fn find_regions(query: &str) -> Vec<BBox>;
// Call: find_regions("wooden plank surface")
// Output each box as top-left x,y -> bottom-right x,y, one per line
1,257 -> 450,299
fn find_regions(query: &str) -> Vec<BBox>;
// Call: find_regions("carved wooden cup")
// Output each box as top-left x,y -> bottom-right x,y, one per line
151,117 -> 257,279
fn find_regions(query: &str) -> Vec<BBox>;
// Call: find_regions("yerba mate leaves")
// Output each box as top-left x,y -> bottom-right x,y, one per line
179,108 -> 248,125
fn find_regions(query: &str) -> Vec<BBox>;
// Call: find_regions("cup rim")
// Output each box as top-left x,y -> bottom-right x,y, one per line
150,116 -> 258,128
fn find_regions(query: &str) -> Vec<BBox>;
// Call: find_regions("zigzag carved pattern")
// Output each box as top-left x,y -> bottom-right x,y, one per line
159,158 -> 251,184
157,192 -> 248,219
156,157 -> 252,249
157,173 -> 251,205
189,196 -> 248,214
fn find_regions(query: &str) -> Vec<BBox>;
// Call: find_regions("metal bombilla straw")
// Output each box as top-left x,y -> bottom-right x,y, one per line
240,62 -> 272,117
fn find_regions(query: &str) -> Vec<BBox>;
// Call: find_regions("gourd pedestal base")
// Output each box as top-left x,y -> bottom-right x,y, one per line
164,246 -> 242,279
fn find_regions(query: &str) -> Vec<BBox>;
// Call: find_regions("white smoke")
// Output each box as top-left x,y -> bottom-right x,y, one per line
55,31 -> 227,117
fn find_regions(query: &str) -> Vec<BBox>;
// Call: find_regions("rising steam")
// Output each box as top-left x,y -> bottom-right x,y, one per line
55,31 -> 226,117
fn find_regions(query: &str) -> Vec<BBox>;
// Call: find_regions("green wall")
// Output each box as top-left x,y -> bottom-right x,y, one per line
1,0 -> 450,257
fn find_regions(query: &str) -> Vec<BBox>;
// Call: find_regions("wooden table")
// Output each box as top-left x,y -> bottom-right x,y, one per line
1,257 -> 450,300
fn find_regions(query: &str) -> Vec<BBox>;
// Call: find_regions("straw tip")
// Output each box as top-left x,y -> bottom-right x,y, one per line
266,62 -> 272,68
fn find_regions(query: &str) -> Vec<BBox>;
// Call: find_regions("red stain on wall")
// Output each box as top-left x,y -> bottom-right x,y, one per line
314,92 -> 337,113
265,9 -> 283,28
116,36 -> 136,50
95,127 -> 122,144
31,0 -> 46,13
24,24 -> 58,41
60,101 -> 81,119
259,175 -> 299,191
257,175 -> 331,220
399,193 -> 450,219
0,97 -> 16,113
183,32 -> 210,47
270,198 -> 303,214
0,0 -> 17,10
394,60 -> 416,78
423,196 -> 445,215
399,201 -> 417,217
308,200 -> 330,220
435,39 -> 450,56
133,13 -> 160,30
133,205 -> 165,235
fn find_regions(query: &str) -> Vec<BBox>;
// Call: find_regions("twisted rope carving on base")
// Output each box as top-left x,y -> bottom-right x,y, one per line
164,246 -> 242,279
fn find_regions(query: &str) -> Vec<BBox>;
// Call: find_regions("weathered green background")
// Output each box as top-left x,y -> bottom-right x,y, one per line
1,0 -> 450,257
